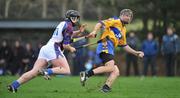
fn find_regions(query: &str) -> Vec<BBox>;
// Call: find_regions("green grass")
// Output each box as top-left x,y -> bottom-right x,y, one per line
1,76 -> 180,98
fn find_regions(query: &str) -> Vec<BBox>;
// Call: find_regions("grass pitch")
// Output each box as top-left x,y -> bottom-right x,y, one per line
0,76 -> 180,98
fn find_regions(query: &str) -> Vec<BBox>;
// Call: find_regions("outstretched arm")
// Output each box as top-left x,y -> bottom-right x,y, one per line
87,23 -> 102,38
123,45 -> 144,58
72,24 -> 87,37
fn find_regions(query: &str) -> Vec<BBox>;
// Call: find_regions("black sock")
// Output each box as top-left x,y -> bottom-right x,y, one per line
103,84 -> 111,90
87,69 -> 94,77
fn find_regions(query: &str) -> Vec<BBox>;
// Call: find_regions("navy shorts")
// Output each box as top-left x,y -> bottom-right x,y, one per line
99,52 -> 114,64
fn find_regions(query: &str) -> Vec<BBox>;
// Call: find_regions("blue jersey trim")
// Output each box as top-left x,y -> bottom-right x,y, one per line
113,16 -> 119,19
110,27 -> 122,39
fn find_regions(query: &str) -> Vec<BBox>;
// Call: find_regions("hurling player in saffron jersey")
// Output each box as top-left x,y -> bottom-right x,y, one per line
80,9 -> 144,93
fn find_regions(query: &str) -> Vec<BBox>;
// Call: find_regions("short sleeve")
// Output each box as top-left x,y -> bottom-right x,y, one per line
100,18 -> 117,28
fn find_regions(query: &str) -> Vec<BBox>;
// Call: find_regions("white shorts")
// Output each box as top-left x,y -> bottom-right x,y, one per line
38,42 -> 64,62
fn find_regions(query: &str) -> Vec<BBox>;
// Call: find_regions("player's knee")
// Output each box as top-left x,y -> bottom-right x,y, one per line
64,67 -> 71,75
114,66 -> 120,77
112,71 -> 119,77
116,69 -> 120,76
106,64 -> 115,72
115,71 -> 120,77
110,67 -> 115,72
66,70 -> 71,75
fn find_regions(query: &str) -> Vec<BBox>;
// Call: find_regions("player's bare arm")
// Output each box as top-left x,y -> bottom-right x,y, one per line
123,45 -> 144,58
72,24 -> 87,37
87,23 -> 102,38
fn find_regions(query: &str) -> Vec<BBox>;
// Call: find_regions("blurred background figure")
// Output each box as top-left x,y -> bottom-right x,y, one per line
72,38 -> 88,75
142,32 -> 158,77
70,25 -> 89,75
11,40 -> 25,76
84,58 -> 93,71
125,32 -> 140,76
34,42 -> 43,60
84,50 -> 102,71
0,39 -> 13,75
22,42 -> 36,73
161,27 -> 179,76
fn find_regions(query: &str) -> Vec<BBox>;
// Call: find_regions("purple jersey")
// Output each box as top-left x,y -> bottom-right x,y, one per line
48,20 -> 73,45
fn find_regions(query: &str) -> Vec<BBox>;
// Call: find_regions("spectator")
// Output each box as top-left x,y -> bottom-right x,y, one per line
85,50 -> 102,71
71,25 -> 89,75
72,38 -> 88,75
85,59 -> 93,71
11,40 -> 25,75
126,32 -> 140,76
0,39 -> 13,75
161,27 -> 179,76
22,43 -> 36,73
142,32 -> 158,76
34,42 -> 43,60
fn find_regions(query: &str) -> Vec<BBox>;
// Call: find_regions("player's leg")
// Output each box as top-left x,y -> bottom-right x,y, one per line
8,59 -> 47,93
39,57 -> 71,80
50,57 -> 71,74
89,60 -> 115,75
101,65 -> 119,93
80,60 -> 115,86
80,40 -> 115,83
